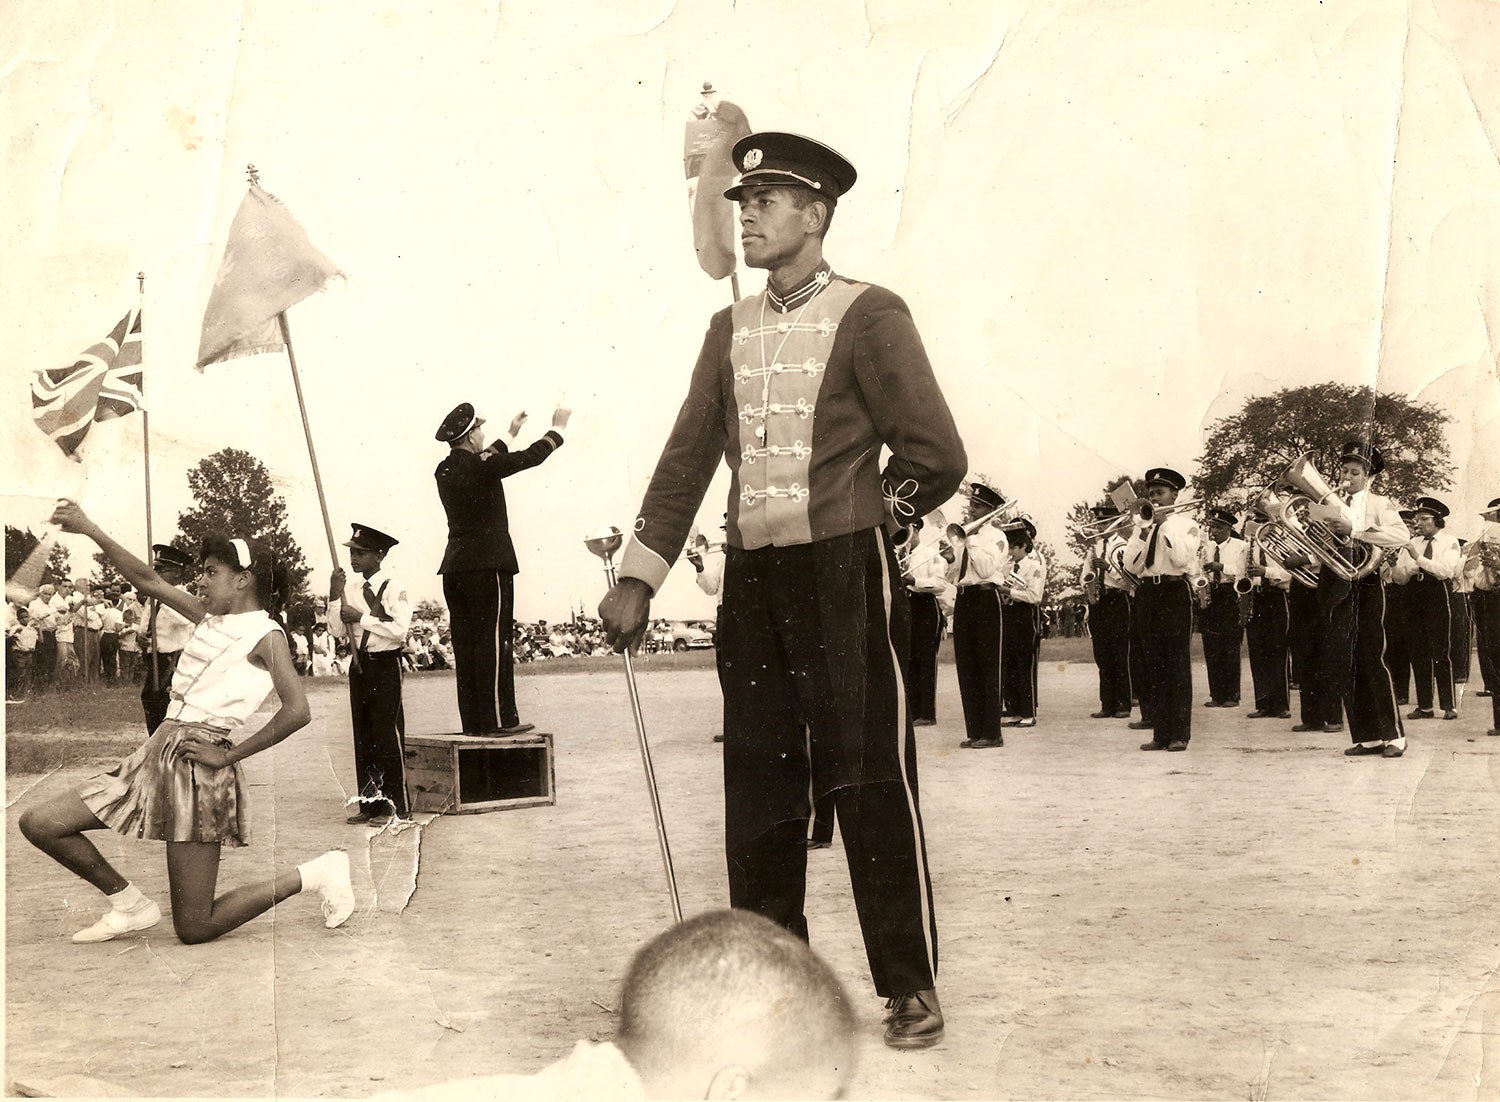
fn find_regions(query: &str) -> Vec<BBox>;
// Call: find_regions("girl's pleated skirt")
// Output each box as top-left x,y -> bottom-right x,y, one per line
78,719 -> 250,846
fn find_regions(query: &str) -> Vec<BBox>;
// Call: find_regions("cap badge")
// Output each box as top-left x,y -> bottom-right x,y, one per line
743,148 -> 763,170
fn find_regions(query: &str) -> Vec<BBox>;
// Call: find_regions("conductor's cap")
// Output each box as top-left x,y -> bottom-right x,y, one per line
436,403 -> 485,444
724,132 -> 857,202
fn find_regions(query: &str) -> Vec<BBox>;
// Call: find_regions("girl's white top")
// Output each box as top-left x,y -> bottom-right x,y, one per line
166,610 -> 284,730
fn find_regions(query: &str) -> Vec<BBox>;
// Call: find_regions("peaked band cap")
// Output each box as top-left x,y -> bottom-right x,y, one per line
1338,440 -> 1384,476
1144,467 -> 1186,492
1208,507 -> 1239,528
151,544 -> 194,570
1398,508 -> 1417,520
969,483 -> 1005,512
344,524 -> 399,552
436,402 -> 484,443
723,132 -> 857,202
1090,504 -> 1121,518
1483,498 -> 1500,514
1413,496 -> 1449,519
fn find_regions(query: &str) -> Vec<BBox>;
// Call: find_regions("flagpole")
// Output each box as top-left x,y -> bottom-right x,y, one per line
277,310 -> 341,570
138,270 -> 160,695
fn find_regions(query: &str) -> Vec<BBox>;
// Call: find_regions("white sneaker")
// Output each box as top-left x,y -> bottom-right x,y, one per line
303,851 -> 355,929
73,900 -> 161,943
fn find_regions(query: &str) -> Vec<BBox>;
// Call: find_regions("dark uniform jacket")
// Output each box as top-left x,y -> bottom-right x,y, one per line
435,432 -> 563,575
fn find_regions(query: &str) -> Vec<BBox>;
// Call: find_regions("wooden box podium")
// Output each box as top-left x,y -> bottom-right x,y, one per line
404,732 -> 555,815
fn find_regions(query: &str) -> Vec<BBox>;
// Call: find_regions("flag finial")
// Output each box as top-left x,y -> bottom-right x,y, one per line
137,271 -> 145,293
246,163 -> 260,186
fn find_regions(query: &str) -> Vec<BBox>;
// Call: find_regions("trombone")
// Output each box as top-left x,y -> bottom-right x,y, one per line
906,496 -> 1023,569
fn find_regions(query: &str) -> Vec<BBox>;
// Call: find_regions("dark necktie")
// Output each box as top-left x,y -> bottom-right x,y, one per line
1423,538 -> 1433,560
1145,523 -> 1162,569
360,581 -> 379,652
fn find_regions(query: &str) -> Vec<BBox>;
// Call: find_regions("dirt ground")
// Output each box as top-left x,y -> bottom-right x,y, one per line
8,654 -> 1500,1100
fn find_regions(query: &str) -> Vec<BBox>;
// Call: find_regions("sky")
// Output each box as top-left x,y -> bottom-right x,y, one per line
3,0 -> 1498,619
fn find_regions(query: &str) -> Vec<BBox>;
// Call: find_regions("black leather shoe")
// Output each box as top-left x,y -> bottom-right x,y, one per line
346,811 -> 379,824
1166,740 -> 1188,751
884,989 -> 943,1049
1382,743 -> 1405,758
1292,723 -> 1319,732
499,722 -> 536,735
1276,711 -> 1292,719
1112,710 -> 1133,719
1442,709 -> 1458,720
959,739 -> 977,748
712,734 -> 725,743
1128,720 -> 1154,731
913,717 -> 937,727
1476,690 -> 1493,698
1324,722 -> 1344,733
970,737 -> 1003,748
1140,741 -> 1165,751
1406,708 -> 1434,720
1203,700 -> 1223,708
805,839 -> 832,850
1487,728 -> 1498,736
1246,710 -> 1270,719
1089,711 -> 1113,719
1344,742 -> 1384,756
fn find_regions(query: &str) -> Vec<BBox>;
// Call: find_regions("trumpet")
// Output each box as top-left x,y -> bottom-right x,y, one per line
908,497 -> 1022,568
893,508 -> 946,573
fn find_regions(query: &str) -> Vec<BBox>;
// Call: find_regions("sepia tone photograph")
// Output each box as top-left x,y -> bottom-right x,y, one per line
4,1 -> 1500,1098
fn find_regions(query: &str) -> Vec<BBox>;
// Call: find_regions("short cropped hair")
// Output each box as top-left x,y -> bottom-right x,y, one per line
787,186 -> 836,239
616,909 -> 854,1091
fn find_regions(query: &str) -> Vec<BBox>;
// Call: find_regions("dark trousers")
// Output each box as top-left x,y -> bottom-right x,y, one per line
1318,575 -> 1403,744
100,632 -> 119,681
719,529 -> 937,997
140,651 -> 181,735
1301,579 -> 1348,726
1246,586 -> 1290,714
1089,590 -> 1132,713
1129,596 -> 1150,721
1385,583 -> 1414,703
1138,577 -> 1193,744
10,650 -> 33,699
1001,600 -> 1039,718
1477,589 -> 1499,696
953,585 -> 1003,741
905,592 -> 942,723
35,631 -> 56,689
1473,591 -> 1500,726
1409,575 -> 1454,712
443,569 -> 518,732
349,652 -> 408,816
1201,585 -> 1243,704
1451,592 -> 1472,683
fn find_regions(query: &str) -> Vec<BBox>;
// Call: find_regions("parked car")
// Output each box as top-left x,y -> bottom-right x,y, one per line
668,621 -> 715,652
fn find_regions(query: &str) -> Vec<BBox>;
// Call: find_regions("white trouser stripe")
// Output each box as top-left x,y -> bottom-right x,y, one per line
490,570 -> 503,728
872,528 -> 936,977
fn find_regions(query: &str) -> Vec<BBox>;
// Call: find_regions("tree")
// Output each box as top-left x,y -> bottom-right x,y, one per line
412,599 -> 446,624
5,526 -> 72,586
1194,384 -> 1454,510
92,550 -> 128,592
175,448 -> 311,604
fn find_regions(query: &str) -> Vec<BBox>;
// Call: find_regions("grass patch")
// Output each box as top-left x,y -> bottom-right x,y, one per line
6,683 -> 147,776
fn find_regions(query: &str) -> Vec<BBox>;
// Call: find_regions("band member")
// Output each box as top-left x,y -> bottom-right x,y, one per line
1289,442 -> 1409,756
1083,506 -> 1133,719
1463,499 -> 1500,733
330,524 -> 412,823
1393,496 -> 1460,720
1452,538 -> 1474,689
949,484 -> 1010,749
1243,509 -> 1292,718
435,403 -> 569,735
1384,509 -> 1418,705
598,131 -> 965,1048
1199,508 -> 1248,708
1000,518 -> 1044,727
141,545 -> 196,735
901,518 -> 953,727
1122,468 -> 1200,751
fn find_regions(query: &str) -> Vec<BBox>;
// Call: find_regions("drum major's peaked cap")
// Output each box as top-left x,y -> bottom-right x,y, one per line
344,524 -> 399,552
435,402 -> 485,444
723,132 -> 858,202
1413,496 -> 1450,519
1144,467 -> 1187,492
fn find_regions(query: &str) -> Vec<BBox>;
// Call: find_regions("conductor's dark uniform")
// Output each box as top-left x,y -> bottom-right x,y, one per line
435,403 -> 563,734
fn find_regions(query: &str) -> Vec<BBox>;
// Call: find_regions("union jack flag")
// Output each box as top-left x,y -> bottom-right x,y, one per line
31,308 -> 144,459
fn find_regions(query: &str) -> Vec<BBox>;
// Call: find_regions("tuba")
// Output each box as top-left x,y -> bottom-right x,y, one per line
1268,453 -> 1380,582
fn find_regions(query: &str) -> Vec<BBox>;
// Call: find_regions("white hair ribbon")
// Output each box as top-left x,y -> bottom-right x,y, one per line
230,538 -> 252,569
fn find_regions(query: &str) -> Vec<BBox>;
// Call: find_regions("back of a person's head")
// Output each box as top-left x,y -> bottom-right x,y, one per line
616,909 -> 855,1100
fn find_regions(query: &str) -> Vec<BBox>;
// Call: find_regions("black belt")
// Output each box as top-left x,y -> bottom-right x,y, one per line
958,583 -> 998,591
1144,575 -> 1189,586
357,649 -> 403,660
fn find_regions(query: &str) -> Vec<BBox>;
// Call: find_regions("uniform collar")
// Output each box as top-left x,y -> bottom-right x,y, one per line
766,261 -> 833,313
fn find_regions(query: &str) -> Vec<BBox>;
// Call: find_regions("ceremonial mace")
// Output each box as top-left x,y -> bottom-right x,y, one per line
585,526 -> 683,924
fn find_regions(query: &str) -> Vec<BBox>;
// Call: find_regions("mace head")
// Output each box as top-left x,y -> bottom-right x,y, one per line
585,526 -> 624,561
